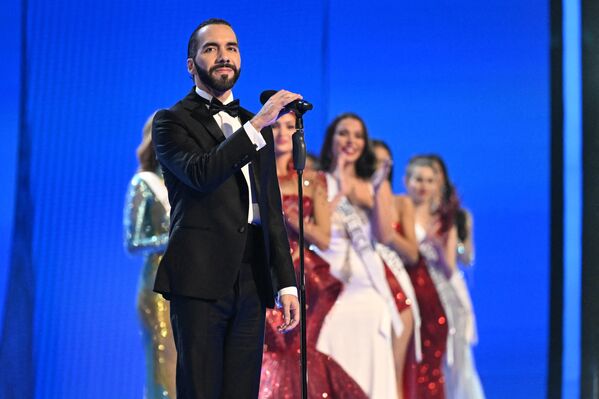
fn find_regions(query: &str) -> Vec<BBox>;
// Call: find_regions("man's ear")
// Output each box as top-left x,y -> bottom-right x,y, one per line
187,58 -> 195,76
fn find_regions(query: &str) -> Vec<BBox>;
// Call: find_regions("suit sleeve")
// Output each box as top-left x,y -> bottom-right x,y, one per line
152,109 -> 257,192
263,128 -> 297,291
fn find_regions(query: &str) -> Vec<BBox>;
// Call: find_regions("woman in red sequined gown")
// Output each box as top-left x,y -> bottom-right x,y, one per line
404,157 -> 454,399
423,155 -> 485,399
259,112 -> 367,399
373,142 -> 449,399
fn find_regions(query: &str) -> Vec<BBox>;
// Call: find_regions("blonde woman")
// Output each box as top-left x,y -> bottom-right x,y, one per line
124,114 -> 176,399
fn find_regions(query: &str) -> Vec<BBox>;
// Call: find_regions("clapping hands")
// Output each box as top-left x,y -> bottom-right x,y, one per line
371,159 -> 392,191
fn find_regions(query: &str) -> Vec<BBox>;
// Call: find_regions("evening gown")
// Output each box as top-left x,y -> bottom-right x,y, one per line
384,264 -> 412,313
415,224 -> 485,399
377,223 -> 422,360
315,173 -> 399,399
124,171 -> 177,399
401,221 -> 449,399
259,193 -> 368,399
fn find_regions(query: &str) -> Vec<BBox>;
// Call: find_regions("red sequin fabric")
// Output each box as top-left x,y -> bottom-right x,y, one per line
259,195 -> 368,399
395,223 -> 448,399
384,264 -> 412,312
383,223 -> 412,313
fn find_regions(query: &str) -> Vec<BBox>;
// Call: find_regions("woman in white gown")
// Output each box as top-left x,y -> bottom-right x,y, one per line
315,113 -> 410,399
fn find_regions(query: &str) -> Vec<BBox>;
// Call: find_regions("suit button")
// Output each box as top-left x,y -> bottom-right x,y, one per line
238,226 -> 246,233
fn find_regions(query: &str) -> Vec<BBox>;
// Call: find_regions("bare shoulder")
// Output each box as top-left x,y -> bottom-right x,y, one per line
305,170 -> 327,187
302,169 -> 318,182
394,194 -> 413,209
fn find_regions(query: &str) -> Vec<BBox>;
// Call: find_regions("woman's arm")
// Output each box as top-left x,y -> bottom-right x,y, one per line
328,152 -> 373,209
389,196 -> 420,265
371,180 -> 398,245
346,178 -> 375,209
372,187 -> 419,264
457,210 -> 475,266
444,225 -> 458,274
123,177 -> 168,256
284,173 -> 331,250
305,173 -> 332,250
374,192 -> 419,265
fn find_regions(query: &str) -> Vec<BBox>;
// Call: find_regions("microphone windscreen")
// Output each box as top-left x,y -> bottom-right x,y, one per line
260,90 -> 277,105
292,131 -> 307,171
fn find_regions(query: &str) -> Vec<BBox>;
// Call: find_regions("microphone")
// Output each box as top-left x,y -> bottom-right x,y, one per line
292,129 -> 307,171
259,90 -> 309,171
260,90 -> 313,115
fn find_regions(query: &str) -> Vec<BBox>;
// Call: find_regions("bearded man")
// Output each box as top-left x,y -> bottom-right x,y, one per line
152,18 -> 301,399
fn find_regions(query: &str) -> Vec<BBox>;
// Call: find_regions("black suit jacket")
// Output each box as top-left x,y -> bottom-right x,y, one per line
152,89 -> 296,308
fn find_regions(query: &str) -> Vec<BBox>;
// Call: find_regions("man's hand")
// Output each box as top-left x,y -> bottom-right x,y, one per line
277,294 -> 300,333
250,90 -> 302,131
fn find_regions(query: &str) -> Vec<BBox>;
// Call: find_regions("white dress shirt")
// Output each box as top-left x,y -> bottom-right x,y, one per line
195,87 -> 297,301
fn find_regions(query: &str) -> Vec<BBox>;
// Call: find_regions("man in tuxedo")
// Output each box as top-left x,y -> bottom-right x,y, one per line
152,18 -> 301,398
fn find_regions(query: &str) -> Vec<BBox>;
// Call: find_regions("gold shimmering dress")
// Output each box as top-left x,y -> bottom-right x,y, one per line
124,171 -> 176,399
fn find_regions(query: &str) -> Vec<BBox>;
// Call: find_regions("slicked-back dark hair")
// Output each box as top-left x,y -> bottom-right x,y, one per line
319,113 -> 376,179
187,18 -> 233,59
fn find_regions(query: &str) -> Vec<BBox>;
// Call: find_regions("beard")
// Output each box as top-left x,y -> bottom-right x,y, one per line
195,60 -> 241,93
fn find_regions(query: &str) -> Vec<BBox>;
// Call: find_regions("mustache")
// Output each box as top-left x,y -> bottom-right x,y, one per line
210,63 -> 237,73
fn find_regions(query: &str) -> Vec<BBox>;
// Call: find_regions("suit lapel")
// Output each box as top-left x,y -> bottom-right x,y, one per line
190,107 -> 226,144
181,92 -> 264,203
181,89 -> 226,144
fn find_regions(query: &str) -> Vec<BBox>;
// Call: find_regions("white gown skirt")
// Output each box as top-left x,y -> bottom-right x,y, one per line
316,238 -> 398,399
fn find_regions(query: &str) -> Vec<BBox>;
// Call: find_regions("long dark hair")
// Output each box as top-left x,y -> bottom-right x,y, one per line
455,208 -> 468,242
424,154 -> 460,236
319,113 -> 376,179
372,139 -> 394,184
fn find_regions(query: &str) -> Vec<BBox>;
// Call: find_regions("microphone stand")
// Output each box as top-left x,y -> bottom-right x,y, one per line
291,113 -> 308,399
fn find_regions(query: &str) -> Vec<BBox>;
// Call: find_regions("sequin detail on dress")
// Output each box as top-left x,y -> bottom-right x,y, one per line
396,220 -> 448,399
385,264 -> 411,311
259,194 -> 368,399
124,174 -> 177,399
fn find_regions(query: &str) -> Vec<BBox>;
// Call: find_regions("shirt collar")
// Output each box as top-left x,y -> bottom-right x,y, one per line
195,87 -> 235,105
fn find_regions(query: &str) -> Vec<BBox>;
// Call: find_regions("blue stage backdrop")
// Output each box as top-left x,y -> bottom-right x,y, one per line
0,0 -> 20,334
2,0 -> 549,397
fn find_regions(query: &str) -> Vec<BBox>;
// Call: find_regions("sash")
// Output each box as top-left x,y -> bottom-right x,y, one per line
335,195 -> 404,337
376,243 -> 423,362
419,237 -> 457,366
138,171 -> 170,214
449,271 -> 478,345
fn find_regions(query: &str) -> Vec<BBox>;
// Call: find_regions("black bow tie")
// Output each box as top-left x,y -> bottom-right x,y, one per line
208,98 -> 240,117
